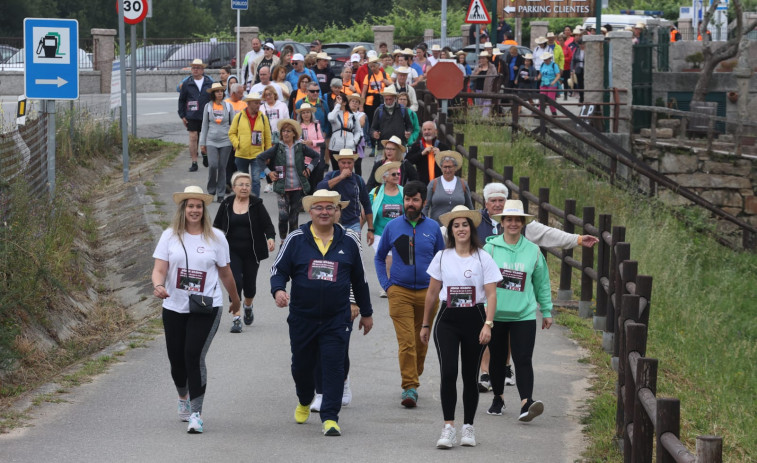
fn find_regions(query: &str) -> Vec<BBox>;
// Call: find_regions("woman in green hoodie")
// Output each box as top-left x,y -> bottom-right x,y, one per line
483,199 -> 553,422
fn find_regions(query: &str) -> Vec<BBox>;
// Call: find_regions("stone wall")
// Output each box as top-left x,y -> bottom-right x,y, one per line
635,141 -> 757,237
652,72 -> 757,122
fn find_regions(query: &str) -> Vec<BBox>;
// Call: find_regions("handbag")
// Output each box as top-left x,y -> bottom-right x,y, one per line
180,240 -> 215,315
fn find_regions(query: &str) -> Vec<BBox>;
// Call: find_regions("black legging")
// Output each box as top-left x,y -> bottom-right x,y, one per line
162,307 -> 222,414
229,247 -> 259,299
489,319 -> 536,401
433,302 -> 487,425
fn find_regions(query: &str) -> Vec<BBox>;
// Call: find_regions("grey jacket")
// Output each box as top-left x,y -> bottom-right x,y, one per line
199,101 -> 234,148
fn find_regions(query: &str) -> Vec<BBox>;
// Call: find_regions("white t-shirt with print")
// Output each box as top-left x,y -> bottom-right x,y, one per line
152,228 -> 231,313
426,249 -> 503,305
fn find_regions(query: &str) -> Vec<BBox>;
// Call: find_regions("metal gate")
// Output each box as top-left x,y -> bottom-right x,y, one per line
632,41 -> 654,132
657,26 -> 670,72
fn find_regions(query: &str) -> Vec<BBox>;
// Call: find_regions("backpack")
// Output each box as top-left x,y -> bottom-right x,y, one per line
375,104 -> 407,122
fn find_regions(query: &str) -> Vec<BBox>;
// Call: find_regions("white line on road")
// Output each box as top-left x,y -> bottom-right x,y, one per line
141,112 -> 168,116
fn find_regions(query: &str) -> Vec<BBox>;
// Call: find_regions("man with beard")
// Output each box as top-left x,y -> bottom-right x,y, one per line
405,121 -> 450,184
375,180 -> 445,408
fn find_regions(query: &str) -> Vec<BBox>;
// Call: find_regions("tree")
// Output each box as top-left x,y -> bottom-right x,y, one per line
692,0 -> 757,102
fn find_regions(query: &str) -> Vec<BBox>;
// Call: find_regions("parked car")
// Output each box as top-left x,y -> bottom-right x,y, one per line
461,43 -> 531,68
0,47 -> 93,71
423,37 -> 464,52
158,42 -> 236,69
321,42 -> 375,74
124,44 -> 181,69
0,45 -> 19,64
273,40 -> 308,57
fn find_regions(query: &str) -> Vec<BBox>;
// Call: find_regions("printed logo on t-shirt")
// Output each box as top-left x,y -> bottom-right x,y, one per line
382,203 -> 402,219
308,259 -> 339,282
251,131 -> 262,146
187,101 -> 199,112
276,165 -> 285,180
176,268 -> 207,292
498,268 -> 526,292
447,286 -> 476,307
317,74 -> 327,83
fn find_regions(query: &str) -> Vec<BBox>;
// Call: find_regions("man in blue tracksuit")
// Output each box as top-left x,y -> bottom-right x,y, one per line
271,189 -> 373,437
374,180 -> 445,408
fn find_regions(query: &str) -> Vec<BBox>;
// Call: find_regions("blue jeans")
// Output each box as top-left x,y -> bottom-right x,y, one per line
343,221 -> 361,237
235,157 -> 263,197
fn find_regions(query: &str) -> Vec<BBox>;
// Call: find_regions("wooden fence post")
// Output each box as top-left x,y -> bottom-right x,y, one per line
623,322 -> 647,461
635,275 -> 653,327
656,398 -> 680,463
580,206 -> 595,318
484,156 -> 494,186
617,293 -> 640,438
632,358 -> 657,463
504,166 -> 514,194
604,226 -> 625,354
558,199 -> 577,303
595,214 -> 612,331
468,145 -> 478,196
696,436 -> 723,463
613,241 -> 631,360
455,132 -> 464,150
519,177 -> 530,213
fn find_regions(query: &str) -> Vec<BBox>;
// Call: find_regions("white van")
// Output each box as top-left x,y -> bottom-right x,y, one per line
582,14 -> 657,31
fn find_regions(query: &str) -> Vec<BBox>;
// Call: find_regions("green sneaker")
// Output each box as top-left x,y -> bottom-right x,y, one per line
323,420 -> 341,436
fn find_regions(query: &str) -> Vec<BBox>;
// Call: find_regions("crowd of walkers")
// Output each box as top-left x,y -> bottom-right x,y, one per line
160,34 -> 599,444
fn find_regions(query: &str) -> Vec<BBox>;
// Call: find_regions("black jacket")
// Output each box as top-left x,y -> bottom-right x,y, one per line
213,195 -> 276,264
370,103 -> 413,145
365,159 -> 419,192
405,138 -> 451,184
178,75 -> 213,121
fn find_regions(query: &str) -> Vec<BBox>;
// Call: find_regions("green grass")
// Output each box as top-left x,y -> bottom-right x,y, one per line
459,120 -> 757,462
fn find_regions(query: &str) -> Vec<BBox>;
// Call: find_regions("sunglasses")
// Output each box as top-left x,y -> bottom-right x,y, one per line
308,89 -> 319,93
389,172 -> 401,177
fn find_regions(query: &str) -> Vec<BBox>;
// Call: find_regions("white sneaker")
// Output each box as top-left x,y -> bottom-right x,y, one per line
187,412 -> 203,433
342,376 -> 352,406
436,424 -> 456,449
505,364 -> 516,386
310,393 -> 323,412
178,398 -> 191,422
460,424 -> 476,446
379,289 -> 387,298
264,184 -> 272,193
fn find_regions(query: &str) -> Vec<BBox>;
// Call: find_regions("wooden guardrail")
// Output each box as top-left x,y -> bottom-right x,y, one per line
417,98 -> 724,462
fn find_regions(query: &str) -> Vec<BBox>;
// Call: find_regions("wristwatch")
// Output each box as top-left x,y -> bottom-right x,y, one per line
484,321 -> 494,328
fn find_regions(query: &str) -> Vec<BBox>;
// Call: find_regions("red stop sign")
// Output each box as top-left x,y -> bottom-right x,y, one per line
426,61 -> 464,100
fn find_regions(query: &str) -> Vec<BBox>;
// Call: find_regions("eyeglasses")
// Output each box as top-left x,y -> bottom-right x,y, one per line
441,165 -> 457,170
388,172 -> 401,177
234,183 -> 252,188
311,205 -> 337,213
308,89 -> 319,93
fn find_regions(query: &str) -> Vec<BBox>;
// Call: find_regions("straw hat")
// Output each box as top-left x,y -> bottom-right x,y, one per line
624,26 -> 634,31
546,32 -> 556,39
173,186 -> 213,205
394,66 -> 411,74
295,102 -> 315,113
483,41 -> 494,48
523,53 -> 534,60
492,48 -> 503,56
435,150 -> 463,169
392,49 -> 403,56
634,22 -> 645,29
439,205 -> 482,228
573,27 -> 584,34
381,85 -> 398,96
206,82 -> 226,93
535,36 -> 548,45
541,52 -> 553,60
302,190 -> 342,210
374,161 -> 402,183
402,48 -> 414,55
334,148 -> 359,161
243,92 -> 262,102
316,52 -> 331,60
368,55 -> 380,64
479,51 -> 491,58
190,59 -> 207,68
346,93 -> 364,103
352,45 -> 367,53
455,50 -> 467,56
431,44 -> 442,51
491,199 -> 534,221
338,200 -> 350,210
381,135 -> 407,154
277,118 -> 302,138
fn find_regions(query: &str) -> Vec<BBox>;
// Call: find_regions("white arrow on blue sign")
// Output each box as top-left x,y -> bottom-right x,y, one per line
231,0 -> 248,10
24,18 -> 79,100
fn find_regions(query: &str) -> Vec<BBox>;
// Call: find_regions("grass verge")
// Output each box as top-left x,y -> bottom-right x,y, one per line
459,120 -> 756,462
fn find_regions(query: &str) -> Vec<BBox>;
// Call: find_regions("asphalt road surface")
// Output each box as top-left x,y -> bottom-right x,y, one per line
0,94 -> 591,462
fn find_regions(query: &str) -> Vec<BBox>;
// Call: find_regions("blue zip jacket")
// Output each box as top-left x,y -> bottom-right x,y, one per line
270,222 -> 372,320
316,171 -> 372,228
375,213 -> 445,291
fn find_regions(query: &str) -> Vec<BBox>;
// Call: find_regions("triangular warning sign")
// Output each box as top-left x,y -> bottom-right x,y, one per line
465,0 -> 491,24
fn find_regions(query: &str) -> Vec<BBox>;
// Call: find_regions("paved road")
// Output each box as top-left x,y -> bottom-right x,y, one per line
0,99 -> 591,462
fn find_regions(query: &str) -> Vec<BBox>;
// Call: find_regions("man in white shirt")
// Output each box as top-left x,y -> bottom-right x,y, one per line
249,66 -> 284,101
392,67 -> 418,112
242,37 -> 263,87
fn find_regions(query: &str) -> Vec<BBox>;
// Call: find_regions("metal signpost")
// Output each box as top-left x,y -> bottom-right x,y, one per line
232,0 -> 248,90
24,18 -> 80,197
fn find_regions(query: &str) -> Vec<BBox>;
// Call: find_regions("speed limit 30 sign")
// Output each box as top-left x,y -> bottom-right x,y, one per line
117,0 -> 149,24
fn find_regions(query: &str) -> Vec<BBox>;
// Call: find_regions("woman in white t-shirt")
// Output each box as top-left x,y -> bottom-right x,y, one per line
151,186 -> 241,434
420,206 -> 502,449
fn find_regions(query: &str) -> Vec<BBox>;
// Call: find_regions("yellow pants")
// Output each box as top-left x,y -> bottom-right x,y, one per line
387,285 -> 439,390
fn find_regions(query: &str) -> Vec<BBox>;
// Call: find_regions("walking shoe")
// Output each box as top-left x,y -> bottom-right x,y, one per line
478,373 -> 491,392
263,183 -> 273,193
177,398 -> 191,422
216,196 -> 224,203
505,364 -> 516,386
187,412 -> 203,433
379,289 -> 387,298
460,424 -> 476,446
436,424 -> 456,449
323,420 -> 341,436
518,399 -> 544,422
202,154 -> 209,167
243,304 -> 254,325
487,395 -> 505,415
342,376 -> 352,406
310,394 -> 323,412
188,162 -> 198,172
295,403 -> 311,424
230,317 -> 242,333
401,388 -> 418,408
